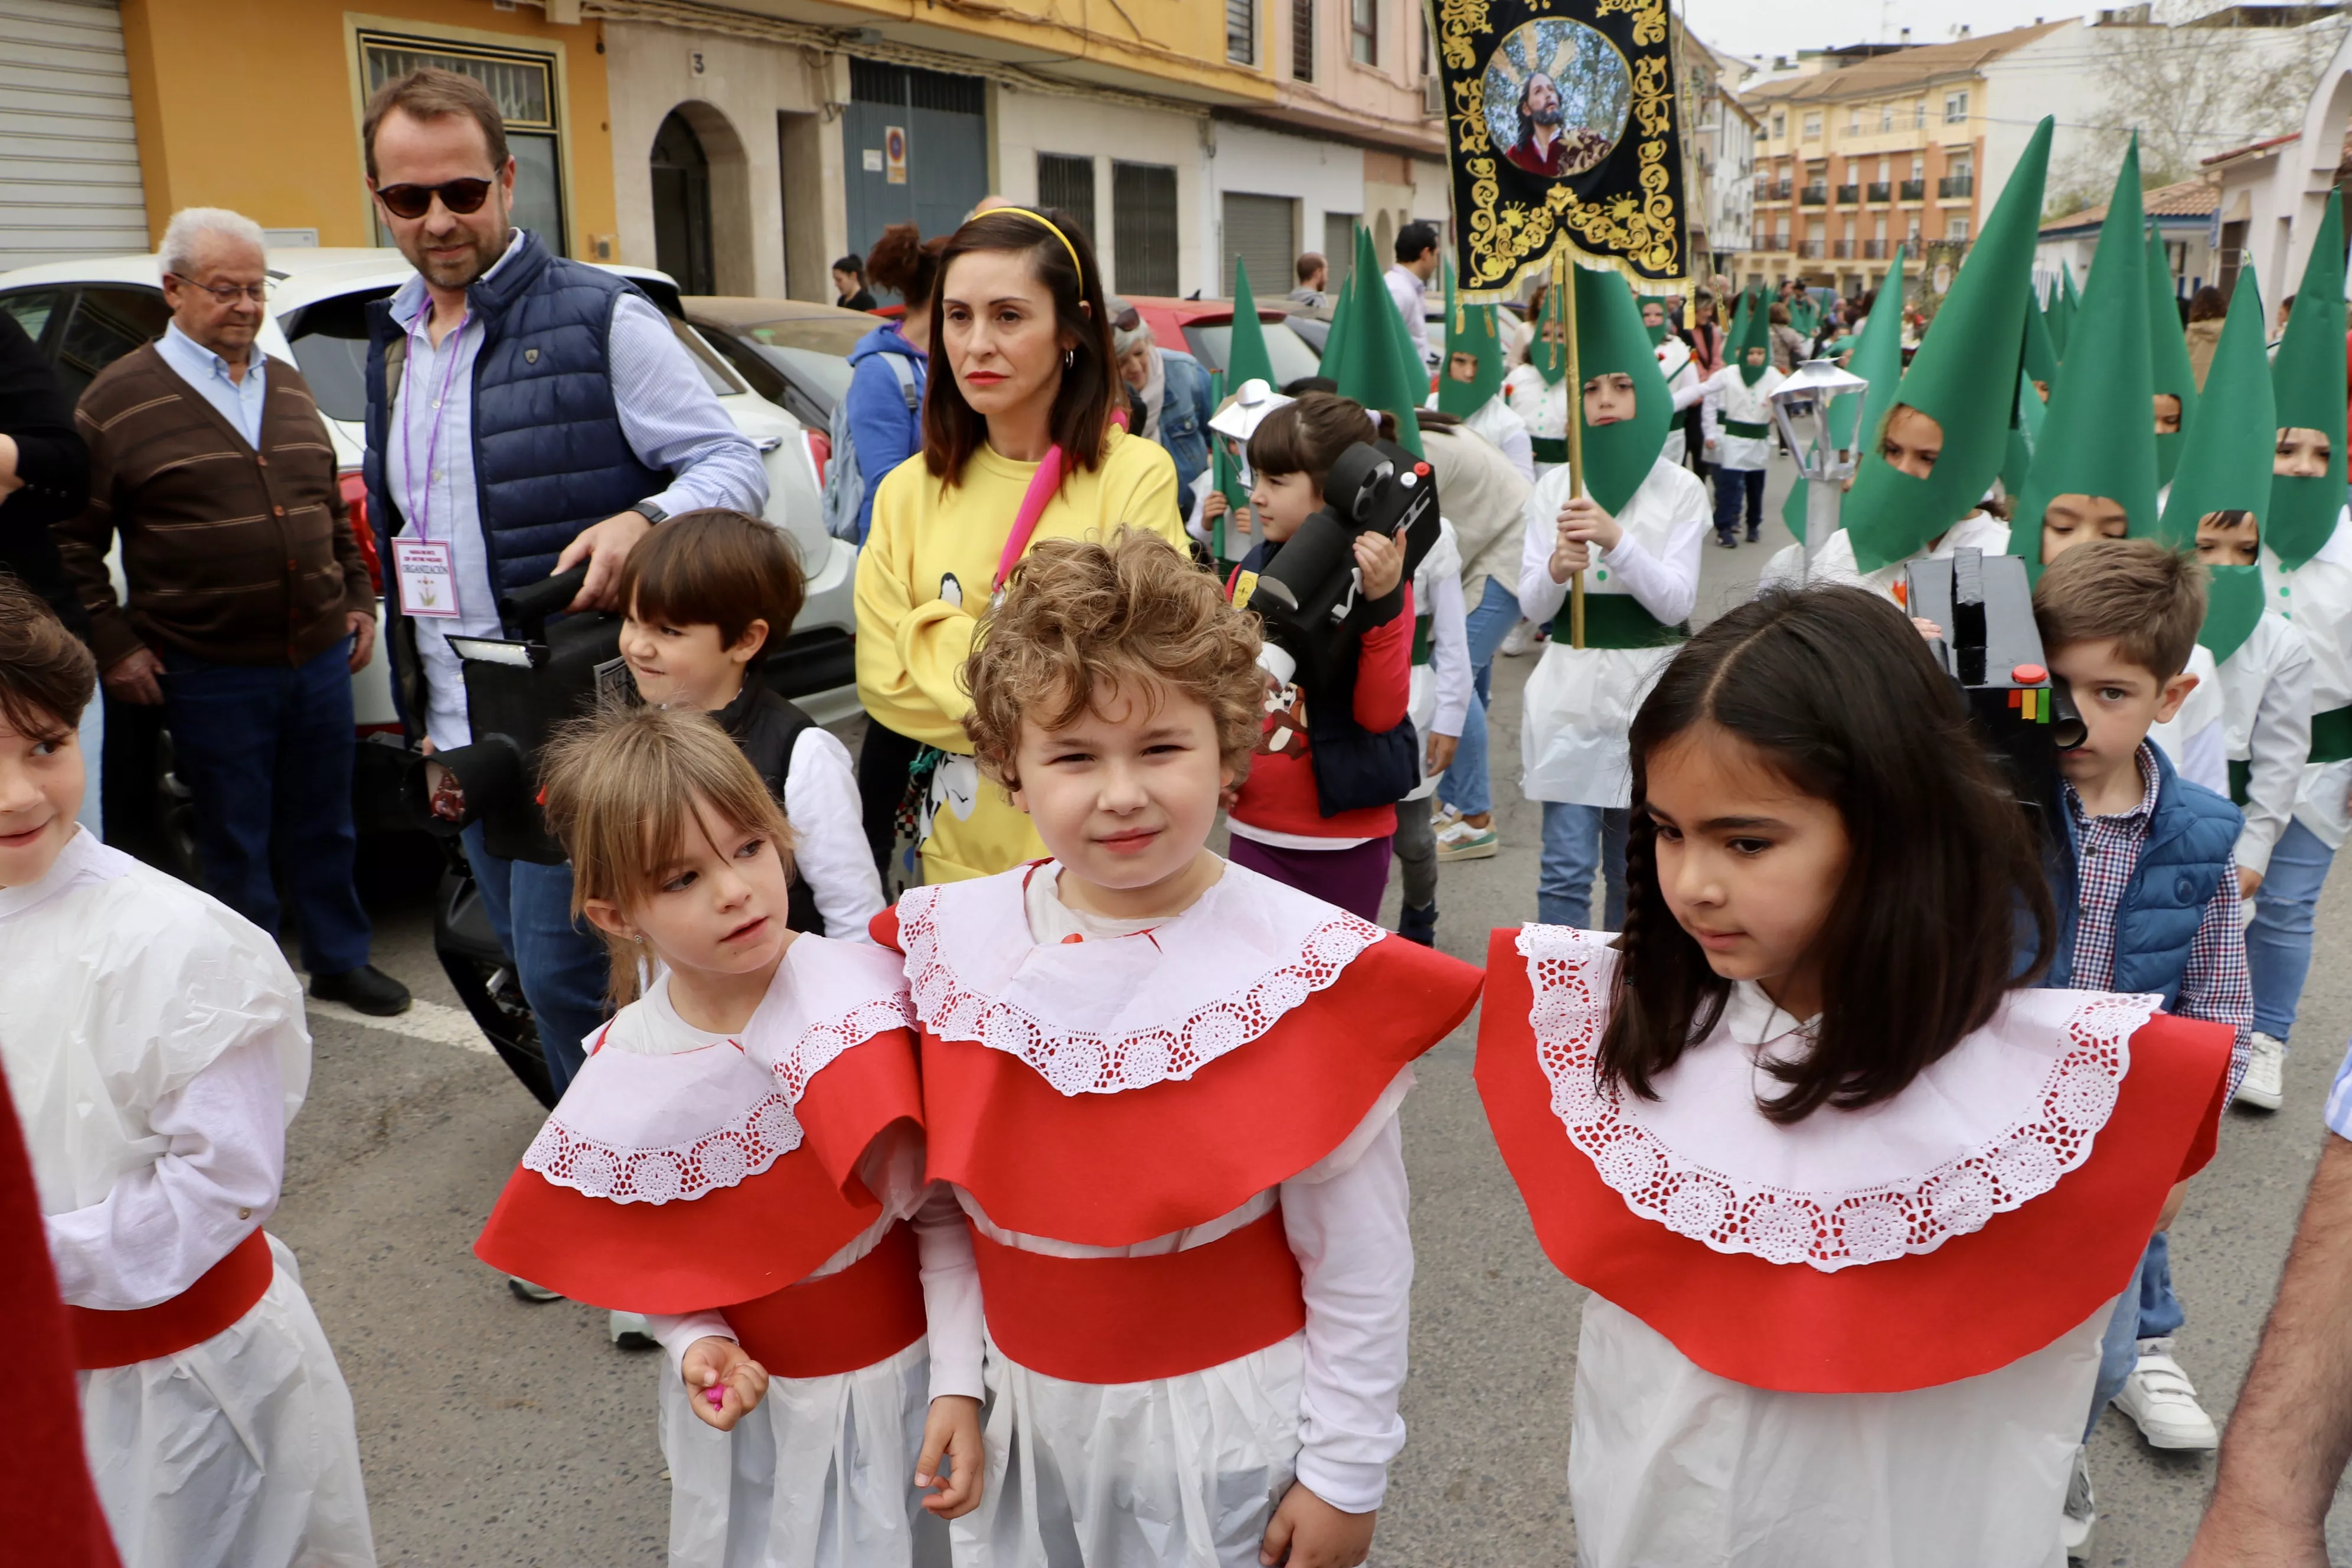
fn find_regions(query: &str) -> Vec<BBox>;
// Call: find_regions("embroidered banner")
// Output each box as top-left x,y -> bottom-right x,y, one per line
1430,0 -> 1691,299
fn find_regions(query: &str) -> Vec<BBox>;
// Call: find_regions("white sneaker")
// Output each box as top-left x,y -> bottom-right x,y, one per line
2236,1031 -> 2285,1110
2060,1445 -> 2095,1560
1436,816 -> 1500,861
2113,1339 -> 2220,1450
609,1309 -> 658,1350
1499,619 -> 1540,656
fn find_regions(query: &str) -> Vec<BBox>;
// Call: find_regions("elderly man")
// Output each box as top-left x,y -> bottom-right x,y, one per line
54,207 -> 407,1017
359,67 -> 765,1105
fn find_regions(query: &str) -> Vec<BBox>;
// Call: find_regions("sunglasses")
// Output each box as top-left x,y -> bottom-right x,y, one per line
374,177 -> 495,220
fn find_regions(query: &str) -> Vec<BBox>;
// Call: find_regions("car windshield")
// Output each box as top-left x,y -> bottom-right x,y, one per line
282,288 -> 394,424
1180,319 -> 1322,384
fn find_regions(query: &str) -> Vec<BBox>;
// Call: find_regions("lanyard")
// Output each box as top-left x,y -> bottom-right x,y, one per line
399,308 -> 471,542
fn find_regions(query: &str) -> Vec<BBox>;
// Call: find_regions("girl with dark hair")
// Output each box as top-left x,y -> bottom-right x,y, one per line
1474,586 -> 2235,1567
853,206 -> 1185,885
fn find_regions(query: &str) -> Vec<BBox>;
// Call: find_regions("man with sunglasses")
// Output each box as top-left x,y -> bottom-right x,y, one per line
358,67 -> 765,1113
52,204 -> 409,1019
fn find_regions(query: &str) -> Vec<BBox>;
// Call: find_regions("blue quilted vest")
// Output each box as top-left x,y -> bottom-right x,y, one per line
2043,743 -> 2242,1007
362,230 -> 667,602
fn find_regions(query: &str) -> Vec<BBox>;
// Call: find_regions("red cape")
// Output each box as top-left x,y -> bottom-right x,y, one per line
1475,927 -> 2231,1394
876,903 -> 1482,1246
473,1028 -> 922,1314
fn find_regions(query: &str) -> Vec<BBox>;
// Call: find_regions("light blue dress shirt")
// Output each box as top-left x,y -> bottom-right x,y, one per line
153,321 -> 267,447
381,231 -> 768,749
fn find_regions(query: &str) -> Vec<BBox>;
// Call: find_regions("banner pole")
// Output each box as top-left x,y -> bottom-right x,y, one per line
1560,250 -> 1586,649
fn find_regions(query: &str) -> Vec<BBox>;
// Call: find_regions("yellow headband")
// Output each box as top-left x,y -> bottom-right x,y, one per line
991,205 -> 1085,282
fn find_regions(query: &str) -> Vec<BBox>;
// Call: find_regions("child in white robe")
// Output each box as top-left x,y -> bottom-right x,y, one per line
0,579 -> 374,1568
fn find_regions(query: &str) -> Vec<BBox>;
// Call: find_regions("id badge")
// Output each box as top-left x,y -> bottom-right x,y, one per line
390,538 -> 460,619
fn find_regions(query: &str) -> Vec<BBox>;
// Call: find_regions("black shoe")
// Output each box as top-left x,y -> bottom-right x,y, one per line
1714,533 -> 1739,550
310,964 -> 413,1017
1746,525 -> 1760,543
1397,903 -> 1438,946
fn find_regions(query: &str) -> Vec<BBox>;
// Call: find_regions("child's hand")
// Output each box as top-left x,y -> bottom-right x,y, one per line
1204,490 -> 1229,521
1355,526 -> 1406,600
1549,521 -> 1590,583
681,1336 -> 767,1432
1425,733 -> 1458,775
913,1394 -> 984,1518
1258,1482 -> 1375,1567
2239,865 -> 2264,899
1557,495 -> 1623,553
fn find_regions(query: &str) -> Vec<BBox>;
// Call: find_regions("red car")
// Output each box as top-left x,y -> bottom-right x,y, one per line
1118,295 -> 1324,387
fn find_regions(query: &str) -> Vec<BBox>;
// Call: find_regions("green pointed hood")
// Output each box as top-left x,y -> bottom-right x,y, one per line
2022,288 -> 2060,392
2145,226 -> 2198,488
1572,262 -> 1671,514
1789,290 -> 1820,339
1529,267 -> 1570,386
1226,256 -> 1276,392
1841,118 -> 2053,573
1320,224 -> 1425,456
1438,259 -> 1505,417
2018,139 -> 2159,584
1733,288 -> 1773,386
2159,273 -> 2273,662
1783,245 -> 1907,541
2052,263 -> 2080,358
2269,190 -> 2347,570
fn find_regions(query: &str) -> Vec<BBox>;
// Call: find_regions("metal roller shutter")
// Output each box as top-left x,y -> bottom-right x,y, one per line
1221,191 -> 1293,303
0,0 -> 149,271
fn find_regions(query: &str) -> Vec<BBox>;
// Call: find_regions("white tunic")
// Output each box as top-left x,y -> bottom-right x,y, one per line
1406,519 -> 1472,801
1459,390 -> 1536,481
1516,457 -> 1711,806
2209,612 -> 2314,877
2264,511 -> 2352,850
1502,362 -> 1570,476
2148,642 -> 2228,797
1696,364 -> 1786,472
1807,511 -> 2014,604
0,828 -> 374,1568
1655,335 -> 1699,463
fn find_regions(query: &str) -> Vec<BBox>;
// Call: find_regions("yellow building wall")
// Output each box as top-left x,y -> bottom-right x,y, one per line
119,0 -> 614,254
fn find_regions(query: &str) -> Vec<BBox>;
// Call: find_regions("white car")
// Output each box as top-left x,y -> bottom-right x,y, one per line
0,246 -> 858,854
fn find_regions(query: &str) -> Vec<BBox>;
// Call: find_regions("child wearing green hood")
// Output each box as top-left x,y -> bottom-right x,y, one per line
1688,295 -> 1785,547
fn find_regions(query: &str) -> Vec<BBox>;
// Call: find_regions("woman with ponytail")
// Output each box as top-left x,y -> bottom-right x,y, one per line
852,206 -> 1186,885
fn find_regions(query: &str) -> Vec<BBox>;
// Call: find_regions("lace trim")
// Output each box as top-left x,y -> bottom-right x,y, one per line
522,1089 -> 803,1207
767,993 -> 916,1102
1517,925 -> 2158,1273
899,888 -> 1384,1095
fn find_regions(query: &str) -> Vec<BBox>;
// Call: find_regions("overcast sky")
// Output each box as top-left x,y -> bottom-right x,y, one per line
1680,0 -> 2085,64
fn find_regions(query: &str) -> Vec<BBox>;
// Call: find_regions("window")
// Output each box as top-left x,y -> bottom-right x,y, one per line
1847,109 -> 1860,134
1772,111 -> 1785,140
1946,216 -> 1971,241
1907,215 -> 1922,242
360,31 -> 567,254
50,286 -> 171,403
1037,154 -> 1097,242
1914,100 -> 1927,128
1292,0 -> 1314,81
1802,111 -> 1821,140
1227,0 -> 1255,65
1910,153 -> 1925,178
1944,90 -> 1969,123
1879,103 -> 1893,132
1351,0 -> 1377,64
0,288 -> 64,348
1223,192 -> 1296,303
1112,161 -> 1178,296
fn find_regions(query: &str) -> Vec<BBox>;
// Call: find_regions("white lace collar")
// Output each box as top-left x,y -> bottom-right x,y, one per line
521,934 -> 913,1206
1518,925 -> 2160,1272
897,858 -> 1384,1095
0,826 -> 132,923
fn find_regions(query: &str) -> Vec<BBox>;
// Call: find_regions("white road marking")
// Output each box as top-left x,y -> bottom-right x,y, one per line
306,995 -> 495,1055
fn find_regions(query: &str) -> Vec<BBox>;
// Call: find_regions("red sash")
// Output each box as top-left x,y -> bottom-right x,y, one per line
968,1207 -> 1306,1384
723,1222 -> 927,1378
67,1229 -> 273,1371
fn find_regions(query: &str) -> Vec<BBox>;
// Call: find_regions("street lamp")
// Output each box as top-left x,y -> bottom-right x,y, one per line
1768,357 -> 1871,575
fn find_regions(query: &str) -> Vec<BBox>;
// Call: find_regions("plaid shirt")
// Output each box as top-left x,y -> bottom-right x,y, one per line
2063,743 -> 2252,1099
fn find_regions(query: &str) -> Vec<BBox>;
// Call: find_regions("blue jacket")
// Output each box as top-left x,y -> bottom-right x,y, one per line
844,324 -> 927,545
2043,742 -> 2242,1008
362,229 -> 667,731
1154,349 -> 1214,500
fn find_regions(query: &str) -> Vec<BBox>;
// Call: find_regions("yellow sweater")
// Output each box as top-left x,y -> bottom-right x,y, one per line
854,428 -> 1184,883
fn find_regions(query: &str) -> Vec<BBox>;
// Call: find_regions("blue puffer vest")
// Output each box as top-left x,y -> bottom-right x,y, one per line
2043,742 -> 2242,1007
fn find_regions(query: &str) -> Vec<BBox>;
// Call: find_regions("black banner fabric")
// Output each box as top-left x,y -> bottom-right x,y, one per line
1430,0 -> 1691,298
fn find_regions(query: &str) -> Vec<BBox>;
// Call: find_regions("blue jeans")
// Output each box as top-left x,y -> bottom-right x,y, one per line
1438,577 -> 1523,819
1540,802 -> 1628,928
2088,1233 -> 2183,1438
1713,466 -> 1765,538
460,821 -> 610,1099
2248,816 -> 2338,1040
158,637 -> 371,975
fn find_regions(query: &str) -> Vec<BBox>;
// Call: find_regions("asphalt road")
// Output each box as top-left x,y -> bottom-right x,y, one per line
269,458 -> 2352,1564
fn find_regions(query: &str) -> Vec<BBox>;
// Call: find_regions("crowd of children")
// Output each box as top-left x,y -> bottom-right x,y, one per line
8,151 -> 2352,1568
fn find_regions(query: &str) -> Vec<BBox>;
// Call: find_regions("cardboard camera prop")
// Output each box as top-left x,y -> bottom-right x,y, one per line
1244,439 -> 1441,689
1903,547 -> 2086,803
400,565 -> 629,865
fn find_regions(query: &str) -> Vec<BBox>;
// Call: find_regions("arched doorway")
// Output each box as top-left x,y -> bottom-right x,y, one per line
651,109 -> 714,295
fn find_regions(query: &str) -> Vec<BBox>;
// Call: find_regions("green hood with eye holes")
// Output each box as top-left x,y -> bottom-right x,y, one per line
1570,262 -> 1672,515
2268,190 -> 2347,571
2146,225 -> 2199,489
2158,269 -> 2273,662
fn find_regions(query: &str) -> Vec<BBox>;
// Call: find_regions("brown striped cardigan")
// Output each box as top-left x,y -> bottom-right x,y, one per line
54,343 -> 373,669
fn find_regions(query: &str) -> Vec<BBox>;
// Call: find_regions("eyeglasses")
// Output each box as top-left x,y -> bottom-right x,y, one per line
374,177 -> 495,220
167,276 -> 270,305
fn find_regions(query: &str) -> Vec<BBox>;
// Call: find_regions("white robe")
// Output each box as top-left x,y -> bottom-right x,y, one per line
2207,612 -> 2314,877
1502,362 -> 1570,477
0,828 -> 374,1568
1807,511 -> 2013,603
2264,511 -> 2352,850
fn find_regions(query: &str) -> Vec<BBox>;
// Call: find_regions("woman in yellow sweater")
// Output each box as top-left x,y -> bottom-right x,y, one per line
855,206 -> 1185,883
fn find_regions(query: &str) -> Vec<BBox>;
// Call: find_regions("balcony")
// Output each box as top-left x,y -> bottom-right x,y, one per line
1863,239 -> 1890,259
1800,184 -> 1827,205
1900,179 -> 1926,201
1754,179 -> 1792,202
1832,240 -> 1856,259
1796,240 -> 1825,258
1867,181 -> 1892,202
1835,183 -> 1860,204
1939,175 -> 1974,199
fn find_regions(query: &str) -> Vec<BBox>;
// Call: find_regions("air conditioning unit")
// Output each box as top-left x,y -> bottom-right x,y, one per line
1423,72 -> 1442,117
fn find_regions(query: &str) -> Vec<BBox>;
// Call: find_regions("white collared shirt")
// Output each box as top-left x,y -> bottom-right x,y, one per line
153,321 -> 267,448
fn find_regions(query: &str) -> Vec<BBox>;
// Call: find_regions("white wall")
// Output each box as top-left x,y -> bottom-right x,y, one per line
994,89 -> 1207,296
1205,119 -> 1367,295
